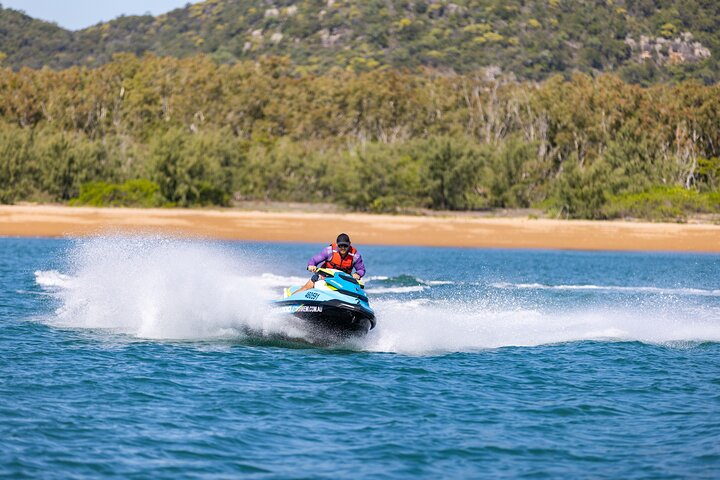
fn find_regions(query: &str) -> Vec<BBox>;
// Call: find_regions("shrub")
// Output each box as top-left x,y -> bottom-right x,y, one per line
602,186 -> 720,221
70,179 -> 164,207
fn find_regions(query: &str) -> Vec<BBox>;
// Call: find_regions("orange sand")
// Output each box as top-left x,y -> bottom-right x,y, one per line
1,205 -> 719,252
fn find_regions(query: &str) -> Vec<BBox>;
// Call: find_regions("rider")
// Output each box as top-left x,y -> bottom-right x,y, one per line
294,233 -> 366,293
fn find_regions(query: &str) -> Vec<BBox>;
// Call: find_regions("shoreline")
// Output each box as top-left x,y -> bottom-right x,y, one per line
1,204 -> 719,253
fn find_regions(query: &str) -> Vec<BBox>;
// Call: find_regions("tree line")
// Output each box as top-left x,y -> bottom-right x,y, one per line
0,54 -> 718,220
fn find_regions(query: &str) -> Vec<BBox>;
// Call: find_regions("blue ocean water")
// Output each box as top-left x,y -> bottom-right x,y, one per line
2,236 -> 720,478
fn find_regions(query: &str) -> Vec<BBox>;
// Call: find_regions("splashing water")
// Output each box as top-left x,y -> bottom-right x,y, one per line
36,235 -> 302,339
365,299 -> 720,354
32,236 -> 720,354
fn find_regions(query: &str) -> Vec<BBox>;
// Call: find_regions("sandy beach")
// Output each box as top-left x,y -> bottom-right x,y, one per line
0,204 -> 718,252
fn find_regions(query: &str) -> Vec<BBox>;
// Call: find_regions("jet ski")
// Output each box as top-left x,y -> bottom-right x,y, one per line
274,268 -> 376,337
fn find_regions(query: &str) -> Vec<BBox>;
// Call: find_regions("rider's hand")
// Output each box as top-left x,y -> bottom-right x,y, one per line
352,273 -> 361,280
307,265 -> 317,272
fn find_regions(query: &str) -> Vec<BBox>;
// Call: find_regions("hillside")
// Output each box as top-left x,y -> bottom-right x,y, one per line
0,0 -> 718,83
0,6 -> 74,69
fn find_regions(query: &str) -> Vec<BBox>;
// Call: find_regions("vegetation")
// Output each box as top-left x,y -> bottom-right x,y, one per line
1,0 -> 718,84
69,180 -> 164,208
0,54 -> 718,220
603,187 -> 720,221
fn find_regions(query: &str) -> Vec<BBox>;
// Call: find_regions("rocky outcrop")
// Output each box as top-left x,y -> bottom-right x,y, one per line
625,32 -> 711,65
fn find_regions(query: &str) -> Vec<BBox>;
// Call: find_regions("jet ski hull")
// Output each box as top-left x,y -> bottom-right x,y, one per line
275,299 -> 375,336
274,268 -> 376,339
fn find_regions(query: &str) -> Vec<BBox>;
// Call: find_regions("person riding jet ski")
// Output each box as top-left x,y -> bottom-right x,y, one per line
294,233 -> 366,294
275,233 -> 375,337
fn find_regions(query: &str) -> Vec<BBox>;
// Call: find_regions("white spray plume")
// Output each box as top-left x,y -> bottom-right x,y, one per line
38,235 -> 297,339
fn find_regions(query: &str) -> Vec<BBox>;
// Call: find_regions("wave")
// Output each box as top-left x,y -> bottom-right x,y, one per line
368,274 -> 427,287
35,270 -> 73,289
365,275 -> 455,293
491,282 -> 720,297
34,235 -> 720,354
363,299 -> 720,354
365,286 -> 427,294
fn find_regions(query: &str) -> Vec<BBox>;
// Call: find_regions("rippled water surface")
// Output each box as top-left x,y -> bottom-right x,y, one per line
2,236 -> 720,478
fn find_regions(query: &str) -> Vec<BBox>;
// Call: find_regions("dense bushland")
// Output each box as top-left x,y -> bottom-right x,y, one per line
0,54 -> 718,219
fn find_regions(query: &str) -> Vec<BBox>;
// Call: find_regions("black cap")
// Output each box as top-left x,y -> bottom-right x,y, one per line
336,233 -> 351,246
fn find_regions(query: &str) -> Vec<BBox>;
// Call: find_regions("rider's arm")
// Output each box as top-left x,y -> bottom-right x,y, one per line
307,246 -> 333,270
352,252 -> 366,278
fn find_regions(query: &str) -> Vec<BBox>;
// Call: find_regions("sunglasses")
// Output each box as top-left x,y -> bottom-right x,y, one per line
337,244 -> 350,248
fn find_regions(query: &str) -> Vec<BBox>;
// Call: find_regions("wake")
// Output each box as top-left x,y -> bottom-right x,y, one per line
363,299 -> 720,354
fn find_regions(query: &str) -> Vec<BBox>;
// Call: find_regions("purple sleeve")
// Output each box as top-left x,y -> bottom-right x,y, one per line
308,246 -> 332,268
353,252 -> 366,278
